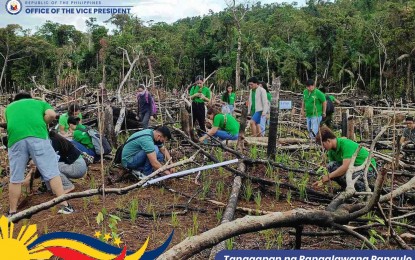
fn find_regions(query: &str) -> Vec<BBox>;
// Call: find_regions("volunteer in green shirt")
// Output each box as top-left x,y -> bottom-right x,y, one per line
199,107 -> 240,142
301,79 -> 326,139
58,103 -> 82,137
189,75 -> 211,133
312,126 -> 377,192
68,116 -> 98,161
5,92 -> 73,216
221,84 -> 236,114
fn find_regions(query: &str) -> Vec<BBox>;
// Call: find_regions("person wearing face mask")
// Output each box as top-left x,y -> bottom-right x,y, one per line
121,126 -> 175,178
312,126 -> 377,192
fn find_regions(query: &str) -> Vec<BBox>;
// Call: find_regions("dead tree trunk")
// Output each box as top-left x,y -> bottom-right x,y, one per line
237,104 -> 248,150
208,164 -> 244,259
267,74 -> 280,159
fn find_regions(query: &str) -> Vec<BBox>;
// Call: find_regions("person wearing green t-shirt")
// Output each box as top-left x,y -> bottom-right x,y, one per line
58,103 -> 82,137
221,84 -> 236,114
199,107 -> 240,143
312,126 -> 377,192
67,116 -> 98,162
5,92 -> 74,216
189,75 -> 211,133
301,79 -> 327,139
247,77 -> 269,137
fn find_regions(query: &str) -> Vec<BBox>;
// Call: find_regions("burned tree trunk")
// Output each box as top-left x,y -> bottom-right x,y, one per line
267,74 -> 280,159
237,104 -> 248,150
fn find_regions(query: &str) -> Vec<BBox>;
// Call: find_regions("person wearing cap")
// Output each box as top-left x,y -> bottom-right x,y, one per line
121,126 -> 175,177
301,79 -> 327,139
136,84 -> 155,129
189,75 -> 211,133
58,103 -> 82,137
400,116 -> 415,147
67,116 -> 98,162
247,77 -> 269,137
5,92 -> 74,216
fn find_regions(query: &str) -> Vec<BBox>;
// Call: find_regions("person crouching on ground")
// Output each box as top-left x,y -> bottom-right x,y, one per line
199,107 -> 240,143
121,126 -> 175,178
67,116 -> 98,163
5,92 -> 74,216
312,126 -> 377,192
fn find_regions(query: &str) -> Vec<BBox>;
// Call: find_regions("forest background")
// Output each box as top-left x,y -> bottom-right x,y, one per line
0,0 -> 414,101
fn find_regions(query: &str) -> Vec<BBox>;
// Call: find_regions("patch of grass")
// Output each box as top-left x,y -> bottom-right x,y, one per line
171,212 -> 179,228
129,198 -> 139,223
216,208 -> 223,225
243,180 -> 253,202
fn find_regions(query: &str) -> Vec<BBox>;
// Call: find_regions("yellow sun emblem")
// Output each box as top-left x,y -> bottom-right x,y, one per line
0,216 -> 52,260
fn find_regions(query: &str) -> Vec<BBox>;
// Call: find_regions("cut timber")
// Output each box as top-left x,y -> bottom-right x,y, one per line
245,137 -> 309,145
208,165 -> 244,259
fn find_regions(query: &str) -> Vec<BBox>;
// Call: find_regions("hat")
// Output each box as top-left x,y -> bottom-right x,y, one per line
67,116 -> 80,125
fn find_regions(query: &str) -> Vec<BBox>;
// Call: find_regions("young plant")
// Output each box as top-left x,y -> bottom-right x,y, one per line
254,191 -> 262,214
250,145 -> 258,159
216,180 -> 225,200
275,182 -> 281,201
277,231 -> 284,249
192,213 -> 199,235
89,176 -> 96,189
225,237 -> 234,250
129,199 -> 139,223
286,189 -> 292,205
171,212 -> 179,228
243,180 -> 253,202
216,208 -> 223,225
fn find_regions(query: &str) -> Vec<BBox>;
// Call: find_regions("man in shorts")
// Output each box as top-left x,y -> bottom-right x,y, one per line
247,77 -> 269,137
5,92 -> 74,216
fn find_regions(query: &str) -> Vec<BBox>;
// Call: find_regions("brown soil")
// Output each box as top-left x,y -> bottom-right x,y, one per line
0,148 -> 412,260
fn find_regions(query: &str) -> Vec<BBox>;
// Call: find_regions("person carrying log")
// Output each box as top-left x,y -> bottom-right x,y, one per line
312,126 -> 377,192
300,79 -> 326,140
199,107 -> 240,143
189,75 -> 211,134
121,126 -> 175,179
5,92 -> 74,216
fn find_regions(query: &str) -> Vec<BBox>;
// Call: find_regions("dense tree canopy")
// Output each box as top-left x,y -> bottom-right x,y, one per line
0,0 -> 414,100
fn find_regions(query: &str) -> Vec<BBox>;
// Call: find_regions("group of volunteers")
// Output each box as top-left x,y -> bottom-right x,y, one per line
3,76 -> 414,218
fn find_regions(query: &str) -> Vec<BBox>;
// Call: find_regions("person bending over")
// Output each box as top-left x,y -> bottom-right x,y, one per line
121,126 -> 175,178
199,107 -> 240,143
312,126 -> 377,192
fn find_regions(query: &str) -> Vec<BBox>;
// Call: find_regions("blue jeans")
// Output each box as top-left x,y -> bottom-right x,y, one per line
227,105 -> 234,114
125,146 -> 164,175
213,130 -> 239,140
306,116 -> 322,139
70,140 -> 99,161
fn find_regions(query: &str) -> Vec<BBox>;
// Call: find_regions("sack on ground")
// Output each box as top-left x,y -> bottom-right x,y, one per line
87,128 -> 112,155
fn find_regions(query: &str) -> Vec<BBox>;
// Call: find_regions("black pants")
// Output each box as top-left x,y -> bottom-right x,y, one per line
192,102 -> 206,132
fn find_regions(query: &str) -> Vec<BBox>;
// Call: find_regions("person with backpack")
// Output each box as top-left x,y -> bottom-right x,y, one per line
189,75 -> 211,133
199,107 -> 240,143
121,126 -> 175,178
259,81 -> 272,137
312,126 -> 377,192
320,89 -> 341,128
301,79 -> 327,139
137,84 -> 157,129
67,116 -> 99,162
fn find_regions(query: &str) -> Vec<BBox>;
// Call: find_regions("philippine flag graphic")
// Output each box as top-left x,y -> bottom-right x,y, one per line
27,231 -> 174,260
